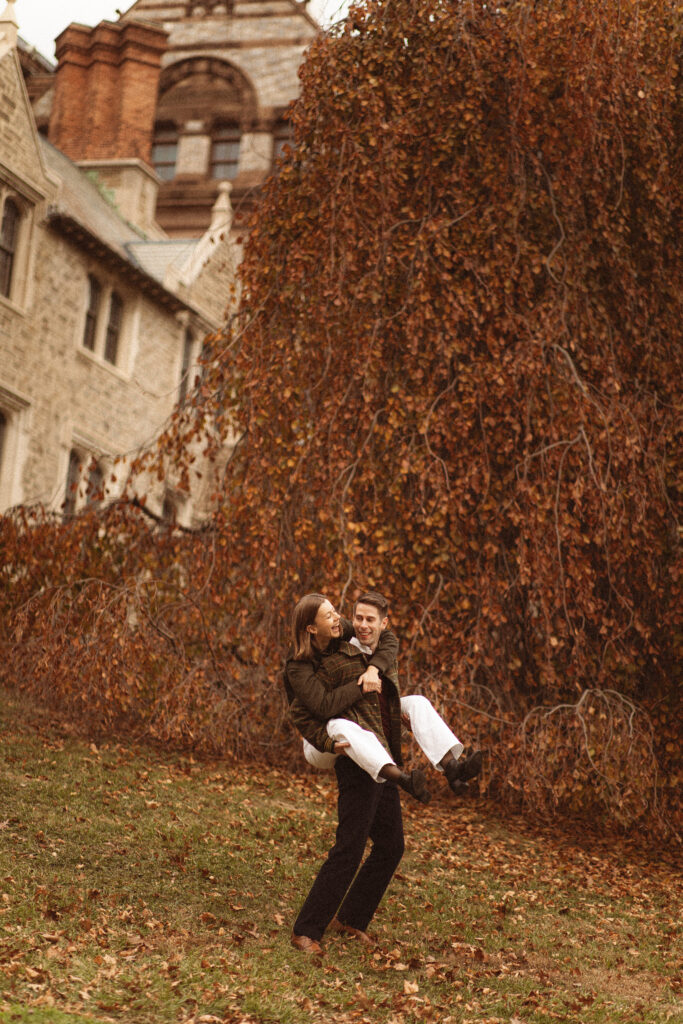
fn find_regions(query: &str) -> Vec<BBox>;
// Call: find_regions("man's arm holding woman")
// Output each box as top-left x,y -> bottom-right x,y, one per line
284,626 -> 398,753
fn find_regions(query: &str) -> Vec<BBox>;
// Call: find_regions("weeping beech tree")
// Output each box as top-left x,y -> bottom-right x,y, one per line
1,0 -> 680,831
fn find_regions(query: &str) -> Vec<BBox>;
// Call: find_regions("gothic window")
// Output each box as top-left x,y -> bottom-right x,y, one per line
0,198 -> 20,299
211,124 -> 241,180
152,126 -> 179,181
0,389 -> 30,511
178,329 -> 194,404
104,292 -> 123,365
86,459 -> 104,506
162,493 -> 176,523
63,448 -> 82,516
80,275 -> 128,369
83,275 -> 101,351
154,58 -> 255,193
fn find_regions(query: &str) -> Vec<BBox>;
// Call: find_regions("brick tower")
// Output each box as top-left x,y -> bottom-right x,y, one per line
36,0 -> 319,237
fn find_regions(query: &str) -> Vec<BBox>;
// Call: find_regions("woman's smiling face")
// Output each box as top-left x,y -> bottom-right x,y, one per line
308,599 -> 341,647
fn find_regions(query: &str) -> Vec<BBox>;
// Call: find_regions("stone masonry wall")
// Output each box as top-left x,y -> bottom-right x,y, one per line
2,220 -> 187,508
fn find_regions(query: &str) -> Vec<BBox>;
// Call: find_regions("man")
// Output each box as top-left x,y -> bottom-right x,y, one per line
285,591 -> 406,954
285,591 -> 481,954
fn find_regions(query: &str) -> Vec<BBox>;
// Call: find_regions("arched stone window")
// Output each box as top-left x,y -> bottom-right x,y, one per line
0,198 -> 20,299
158,58 -> 255,127
154,58 -> 256,182
185,2 -> 234,16
80,274 -> 129,370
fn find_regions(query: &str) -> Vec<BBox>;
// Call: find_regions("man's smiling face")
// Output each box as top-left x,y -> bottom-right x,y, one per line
352,601 -> 388,652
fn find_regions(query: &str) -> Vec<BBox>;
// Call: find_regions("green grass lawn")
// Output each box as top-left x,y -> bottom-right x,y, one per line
0,688 -> 679,1024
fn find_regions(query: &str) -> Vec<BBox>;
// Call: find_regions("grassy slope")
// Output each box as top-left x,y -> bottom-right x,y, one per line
0,689 -> 679,1024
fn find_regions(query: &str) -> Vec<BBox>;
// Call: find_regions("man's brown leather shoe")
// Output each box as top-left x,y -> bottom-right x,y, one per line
329,917 -> 375,947
290,932 -> 323,954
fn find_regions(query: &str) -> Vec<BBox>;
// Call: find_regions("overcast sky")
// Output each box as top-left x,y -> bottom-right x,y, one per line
15,0 -> 351,62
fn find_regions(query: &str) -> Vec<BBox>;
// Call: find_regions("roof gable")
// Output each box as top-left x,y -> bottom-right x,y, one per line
0,48 -> 50,199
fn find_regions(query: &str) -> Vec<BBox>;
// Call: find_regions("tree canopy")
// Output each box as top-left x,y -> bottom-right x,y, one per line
1,0 -> 680,832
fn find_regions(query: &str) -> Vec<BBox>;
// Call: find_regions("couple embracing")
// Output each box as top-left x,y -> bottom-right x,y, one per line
284,590 -> 482,955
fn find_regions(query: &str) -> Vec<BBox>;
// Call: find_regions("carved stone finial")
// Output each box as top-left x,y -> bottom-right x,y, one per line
0,2 -> 19,59
210,181 -> 233,233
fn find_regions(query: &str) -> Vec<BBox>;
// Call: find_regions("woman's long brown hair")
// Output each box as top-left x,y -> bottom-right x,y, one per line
292,593 -> 327,661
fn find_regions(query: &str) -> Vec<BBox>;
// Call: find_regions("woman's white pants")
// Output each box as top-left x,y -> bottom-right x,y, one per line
302,694 -> 463,782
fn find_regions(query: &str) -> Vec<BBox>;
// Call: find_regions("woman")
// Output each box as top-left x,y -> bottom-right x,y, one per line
284,592 -> 408,954
285,592 -> 482,799
285,593 -> 432,801
284,591 -> 482,955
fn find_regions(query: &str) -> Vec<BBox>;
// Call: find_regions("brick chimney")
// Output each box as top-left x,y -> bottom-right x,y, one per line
49,20 -> 168,165
48,20 -> 169,237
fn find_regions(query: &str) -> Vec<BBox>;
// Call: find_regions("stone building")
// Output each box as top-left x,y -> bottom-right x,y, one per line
0,3 -> 239,522
1,0 -> 319,519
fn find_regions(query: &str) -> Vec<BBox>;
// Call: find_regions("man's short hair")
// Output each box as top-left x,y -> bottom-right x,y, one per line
354,591 -> 389,617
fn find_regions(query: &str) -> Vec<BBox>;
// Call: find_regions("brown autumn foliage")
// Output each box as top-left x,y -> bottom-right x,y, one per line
0,0 -> 680,833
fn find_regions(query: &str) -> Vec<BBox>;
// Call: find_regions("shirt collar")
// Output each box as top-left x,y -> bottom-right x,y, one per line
349,636 -> 372,656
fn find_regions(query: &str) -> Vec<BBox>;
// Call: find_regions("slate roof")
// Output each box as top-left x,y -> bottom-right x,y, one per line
41,137 -> 145,256
125,240 -> 197,285
39,137 -> 204,312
